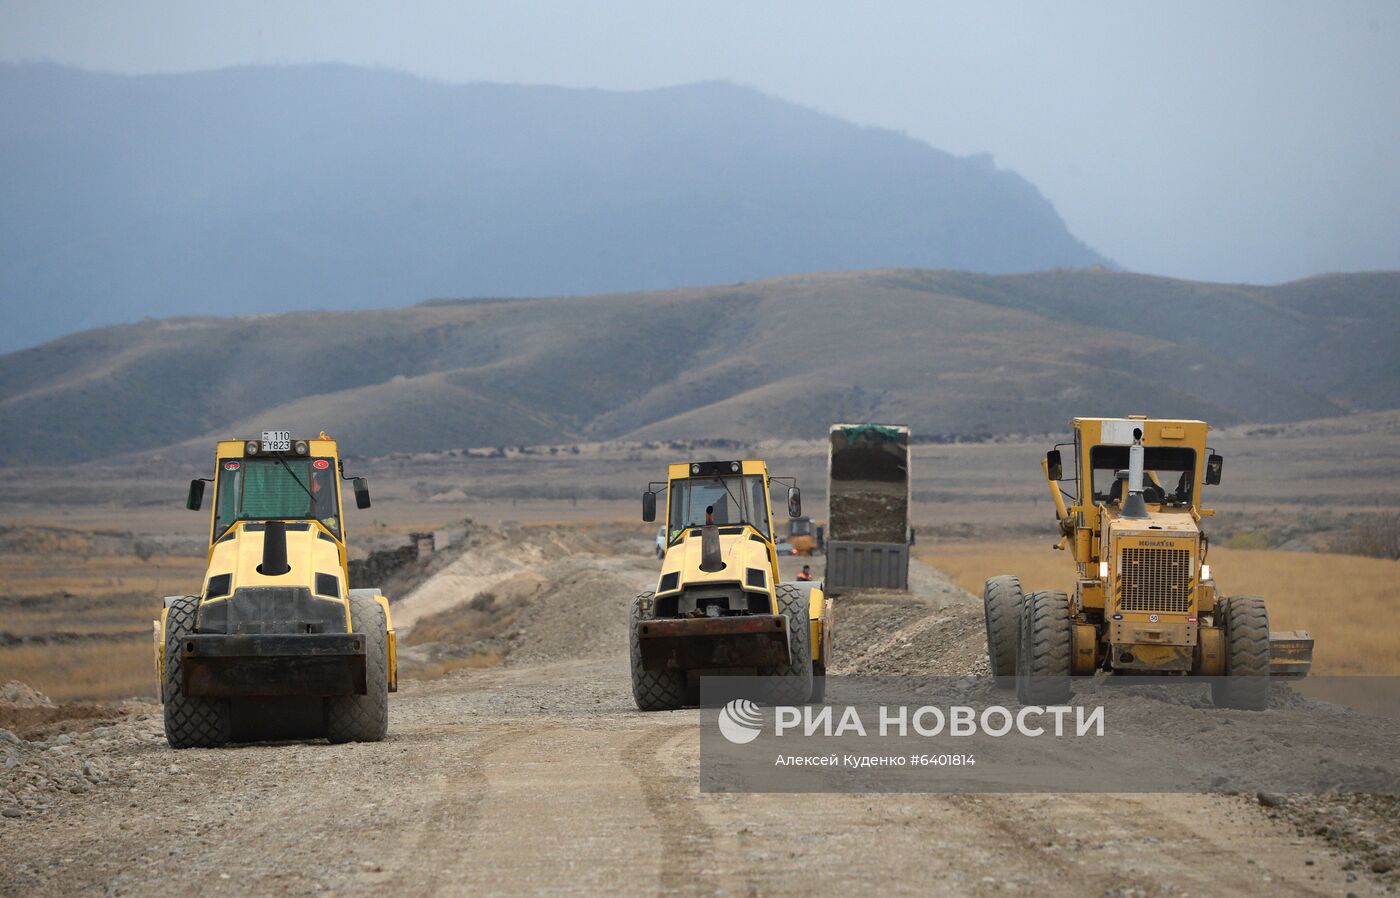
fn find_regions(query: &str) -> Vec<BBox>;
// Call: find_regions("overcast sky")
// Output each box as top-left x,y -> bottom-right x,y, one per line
3,0 -> 1397,284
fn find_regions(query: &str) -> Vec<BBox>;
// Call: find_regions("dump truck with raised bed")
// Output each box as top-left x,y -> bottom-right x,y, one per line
983,416 -> 1312,709
630,459 -> 832,710
824,423 -> 913,593
153,431 -> 396,747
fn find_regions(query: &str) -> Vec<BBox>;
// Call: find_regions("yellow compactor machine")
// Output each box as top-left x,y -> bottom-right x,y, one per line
786,516 -> 821,556
154,431 -> 396,747
631,459 -> 832,709
984,416 -> 1312,710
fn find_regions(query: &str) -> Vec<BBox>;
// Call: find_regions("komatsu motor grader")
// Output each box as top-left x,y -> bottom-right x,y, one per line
154,431 -> 396,748
983,416 -> 1312,710
630,459 -> 832,710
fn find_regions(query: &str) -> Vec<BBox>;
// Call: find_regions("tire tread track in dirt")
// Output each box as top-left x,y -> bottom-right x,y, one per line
377,726 -> 543,897
622,721 -> 768,898
623,723 -> 720,897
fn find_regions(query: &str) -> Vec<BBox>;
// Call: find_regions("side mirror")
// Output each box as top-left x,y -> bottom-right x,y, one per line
1205,454 -> 1223,486
352,477 -> 371,509
186,479 -> 205,511
787,486 -> 802,518
1046,449 -> 1063,482
642,491 -> 657,523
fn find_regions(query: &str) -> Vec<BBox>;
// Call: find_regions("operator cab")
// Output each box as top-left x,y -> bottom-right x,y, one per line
1045,417 -> 1223,527
664,469 -> 771,544
1095,446 -> 1195,510
641,459 -> 802,618
186,431 -> 371,553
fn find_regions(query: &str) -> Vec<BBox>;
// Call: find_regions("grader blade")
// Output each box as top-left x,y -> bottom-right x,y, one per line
1269,630 -> 1313,679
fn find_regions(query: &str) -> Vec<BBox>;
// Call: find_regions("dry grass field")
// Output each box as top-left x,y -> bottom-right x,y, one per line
0,640 -> 151,703
919,539 -> 1400,675
0,555 -> 206,606
0,528 -> 206,701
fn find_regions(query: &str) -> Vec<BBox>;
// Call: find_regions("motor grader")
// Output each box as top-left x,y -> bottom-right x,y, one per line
153,431 -> 397,747
630,459 -> 832,710
983,416 -> 1312,710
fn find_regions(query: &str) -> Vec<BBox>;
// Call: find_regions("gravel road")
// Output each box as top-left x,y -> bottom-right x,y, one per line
1,545 -> 1394,897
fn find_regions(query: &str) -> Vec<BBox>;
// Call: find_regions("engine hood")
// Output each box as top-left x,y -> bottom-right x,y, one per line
657,527 -> 776,594
202,521 -> 347,599
1105,509 -> 1200,543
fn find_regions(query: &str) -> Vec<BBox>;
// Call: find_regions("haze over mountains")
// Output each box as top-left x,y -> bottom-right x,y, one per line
0,63 -> 1109,352
2,268 -> 1396,465
3,63 -> 1394,467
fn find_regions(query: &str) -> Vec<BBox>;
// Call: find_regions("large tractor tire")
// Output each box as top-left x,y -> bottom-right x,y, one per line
163,597 -> 231,749
983,575 -> 1025,689
1016,590 -> 1073,706
1211,595 -> 1270,711
760,584 -> 813,705
630,593 -> 686,711
326,595 -> 390,743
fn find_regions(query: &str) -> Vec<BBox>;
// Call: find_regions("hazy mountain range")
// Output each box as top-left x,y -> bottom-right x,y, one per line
0,62 -> 1108,352
2,268 -> 1395,465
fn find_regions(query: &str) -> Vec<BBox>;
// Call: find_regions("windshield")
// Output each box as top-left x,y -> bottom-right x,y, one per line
214,457 -> 341,540
667,475 -> 770,542
1090,446 -> 1196,508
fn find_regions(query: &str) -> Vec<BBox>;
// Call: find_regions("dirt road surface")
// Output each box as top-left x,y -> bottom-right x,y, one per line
1,542 -> 1392,897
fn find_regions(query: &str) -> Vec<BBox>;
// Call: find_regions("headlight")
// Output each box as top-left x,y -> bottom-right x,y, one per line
245,441 -> 260,456
691,464 -> 700,474
1099,561 -> 1109,579
730,461 -> 740,472
1200,564 -> 1211,581
294,440 -> 309,456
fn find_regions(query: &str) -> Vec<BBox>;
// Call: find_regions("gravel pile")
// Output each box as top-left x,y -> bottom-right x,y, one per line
395,522 -> 656,673
2,683 -> 162,822
502,562 -> 642,667
828,559 -> 987,678
831,594 -> 990,679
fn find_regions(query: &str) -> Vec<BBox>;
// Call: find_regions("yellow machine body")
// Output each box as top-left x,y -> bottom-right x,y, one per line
154,435 -> 397,701
1046,416 -> 1310,678
640,459 -> 830,673
787,516 -> 819,555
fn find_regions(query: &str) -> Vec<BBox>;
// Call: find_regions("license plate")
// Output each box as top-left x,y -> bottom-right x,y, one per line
261,431 -> 291,452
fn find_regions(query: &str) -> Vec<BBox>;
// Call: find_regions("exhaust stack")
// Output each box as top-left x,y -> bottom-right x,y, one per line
1122,429 -> 1149,519
698,504 -> 726,573
699,525 -> 725,572
259,520 -> 291,576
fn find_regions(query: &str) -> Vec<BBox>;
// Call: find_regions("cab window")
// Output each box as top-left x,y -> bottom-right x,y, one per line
667,475 -> 770,542
213,457 -> 341,539
1089,446 -> 1196,507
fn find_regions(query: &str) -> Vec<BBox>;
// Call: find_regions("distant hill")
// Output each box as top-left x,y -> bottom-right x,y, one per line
0,63 -> 1107,352
2,268 -> 1396,464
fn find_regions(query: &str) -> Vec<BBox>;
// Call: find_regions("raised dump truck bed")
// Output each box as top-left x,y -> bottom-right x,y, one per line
825,423 -> 911,593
